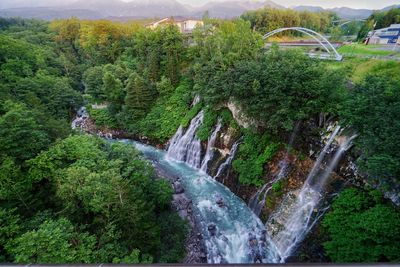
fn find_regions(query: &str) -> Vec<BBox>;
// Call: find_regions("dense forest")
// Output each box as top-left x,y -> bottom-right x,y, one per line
1,8 -> 400,263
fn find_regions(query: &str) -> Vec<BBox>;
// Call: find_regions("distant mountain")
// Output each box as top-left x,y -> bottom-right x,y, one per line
0,0 -> 398,21
0,0 -> 75,9
330,7 -> 374,19
0,7 -> 103,20
0,0 -> 282,20
293,5 -> 381,19
193,0 -> 283,18
381,4 -> 400,11
292,6 -> 324,13
121,0 -> 191,17
66,0 -> 126,16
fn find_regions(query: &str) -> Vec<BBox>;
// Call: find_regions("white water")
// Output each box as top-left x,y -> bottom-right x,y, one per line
266,128 -> 356,262
130,141 -> 281,263
75,108 -> 356,262
71,106 -> 88,129
167,111 -> 204,169
200,119 -> 222,173
214,138 -> 242,180
249,123 -> 300,216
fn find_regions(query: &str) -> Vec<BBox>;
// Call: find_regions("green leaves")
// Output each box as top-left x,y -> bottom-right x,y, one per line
322,188 -> 400,262
339,74 -> 400,186
233,130 -> 280,186
0,102 -> 50,161
6,218 -> 96,263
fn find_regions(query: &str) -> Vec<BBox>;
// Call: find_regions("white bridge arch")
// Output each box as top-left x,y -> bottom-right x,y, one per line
263,27 -> 343,61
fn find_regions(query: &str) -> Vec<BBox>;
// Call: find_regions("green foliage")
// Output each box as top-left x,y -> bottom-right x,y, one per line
241,8 -> 336,35
195,47 -> 345,133
89,108 -> 118,129
233,130 -> 280,186
0,208 -> 21,253
272,181 -> 282,192
139,80 -> 193,143
157,212 -> 189,263
27,135 -> 186,262
322,188 -> 400,262
196,108 -> 218,142
7,218 -> 96,263
192,19 -> 263,70
83,66 -> 105,101
0,102 -> 50,161
339,74 -> 400,187
124,72 -> 157,121
181,102 -> 203,128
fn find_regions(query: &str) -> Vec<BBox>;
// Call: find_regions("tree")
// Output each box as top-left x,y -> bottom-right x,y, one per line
124,72 -> 156,120
83,66 -> 105,101
102,71 -> 124,114
322,188 -> 400,262
162,25 -> 184,86
340,74 -> 400,187
0,102 -> 49,161
6,218 -> 96,263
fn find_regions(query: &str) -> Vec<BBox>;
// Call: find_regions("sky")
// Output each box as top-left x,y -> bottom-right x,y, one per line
121,0 -> 400,9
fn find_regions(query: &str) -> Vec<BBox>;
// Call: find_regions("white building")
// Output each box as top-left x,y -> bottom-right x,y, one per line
146,17 -> 204,34
367,24 -> 400,45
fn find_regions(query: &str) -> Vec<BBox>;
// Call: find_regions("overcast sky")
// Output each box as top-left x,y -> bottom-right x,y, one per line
122,0 -> 400,9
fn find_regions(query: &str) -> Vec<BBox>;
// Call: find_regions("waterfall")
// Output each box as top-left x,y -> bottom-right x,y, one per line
192,95 -> 201,106
71,106 -> 88,130
167,111 -> 204,169
200,119 -> 222,173
130,140 -> 281,264
249,122 -> 301,216
214,138 -> 242,180
265,128 -> 356,262
305,125 -> 341,186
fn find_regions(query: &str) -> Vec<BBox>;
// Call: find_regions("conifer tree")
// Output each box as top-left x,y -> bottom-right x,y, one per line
124,72 -> 156,119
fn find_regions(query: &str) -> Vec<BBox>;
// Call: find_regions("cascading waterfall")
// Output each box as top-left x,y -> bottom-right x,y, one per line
249,122 -> 300,216
129,141 -> 281,263
167,111 -> 204,169
200,119 -> 222,173
265,126 -> 356,262
214,138 -> 242,180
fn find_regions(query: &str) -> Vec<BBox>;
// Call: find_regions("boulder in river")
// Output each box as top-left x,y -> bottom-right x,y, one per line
173,181 -> 185,194
208,223 -> 217,236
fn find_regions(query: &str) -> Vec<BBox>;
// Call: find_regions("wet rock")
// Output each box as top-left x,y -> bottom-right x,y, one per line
249,236 -> 258,247
173,182 -> 185,194
208,223 -> 217,236
260,230 -> 267,242
216,197 -> 226,208
172,194 -> 191,210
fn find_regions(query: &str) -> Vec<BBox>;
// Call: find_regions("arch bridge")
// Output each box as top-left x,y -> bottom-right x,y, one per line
332,19 -> 366,27
263,27 -> 343,61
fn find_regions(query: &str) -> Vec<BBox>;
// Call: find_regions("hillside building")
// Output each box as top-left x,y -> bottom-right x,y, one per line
146,17 -> 203,34
367,24 -> 400,45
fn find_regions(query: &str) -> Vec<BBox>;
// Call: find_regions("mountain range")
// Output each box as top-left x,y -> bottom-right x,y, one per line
0,0 -> 398,21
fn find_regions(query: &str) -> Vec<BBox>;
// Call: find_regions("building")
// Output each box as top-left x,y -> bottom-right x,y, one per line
367,24 -> 400,45
146,17 -> 203,34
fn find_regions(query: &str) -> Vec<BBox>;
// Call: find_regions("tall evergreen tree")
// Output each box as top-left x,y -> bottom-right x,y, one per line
124,72 -> 156,119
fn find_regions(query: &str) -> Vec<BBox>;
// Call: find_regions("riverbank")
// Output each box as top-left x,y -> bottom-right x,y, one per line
72,113 -> 206,263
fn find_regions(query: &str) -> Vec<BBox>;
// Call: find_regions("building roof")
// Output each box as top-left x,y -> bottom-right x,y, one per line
147,16 -> 202,26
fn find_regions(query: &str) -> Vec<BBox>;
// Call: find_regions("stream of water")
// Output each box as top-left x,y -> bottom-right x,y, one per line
129,140 -> 281,263
72,109 -> 355,263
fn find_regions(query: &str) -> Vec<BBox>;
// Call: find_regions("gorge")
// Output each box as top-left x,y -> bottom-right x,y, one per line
71,107 -> 359,263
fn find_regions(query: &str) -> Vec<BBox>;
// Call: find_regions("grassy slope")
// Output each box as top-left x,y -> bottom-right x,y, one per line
338,43 -> 399,57
326,57 -> 400,83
